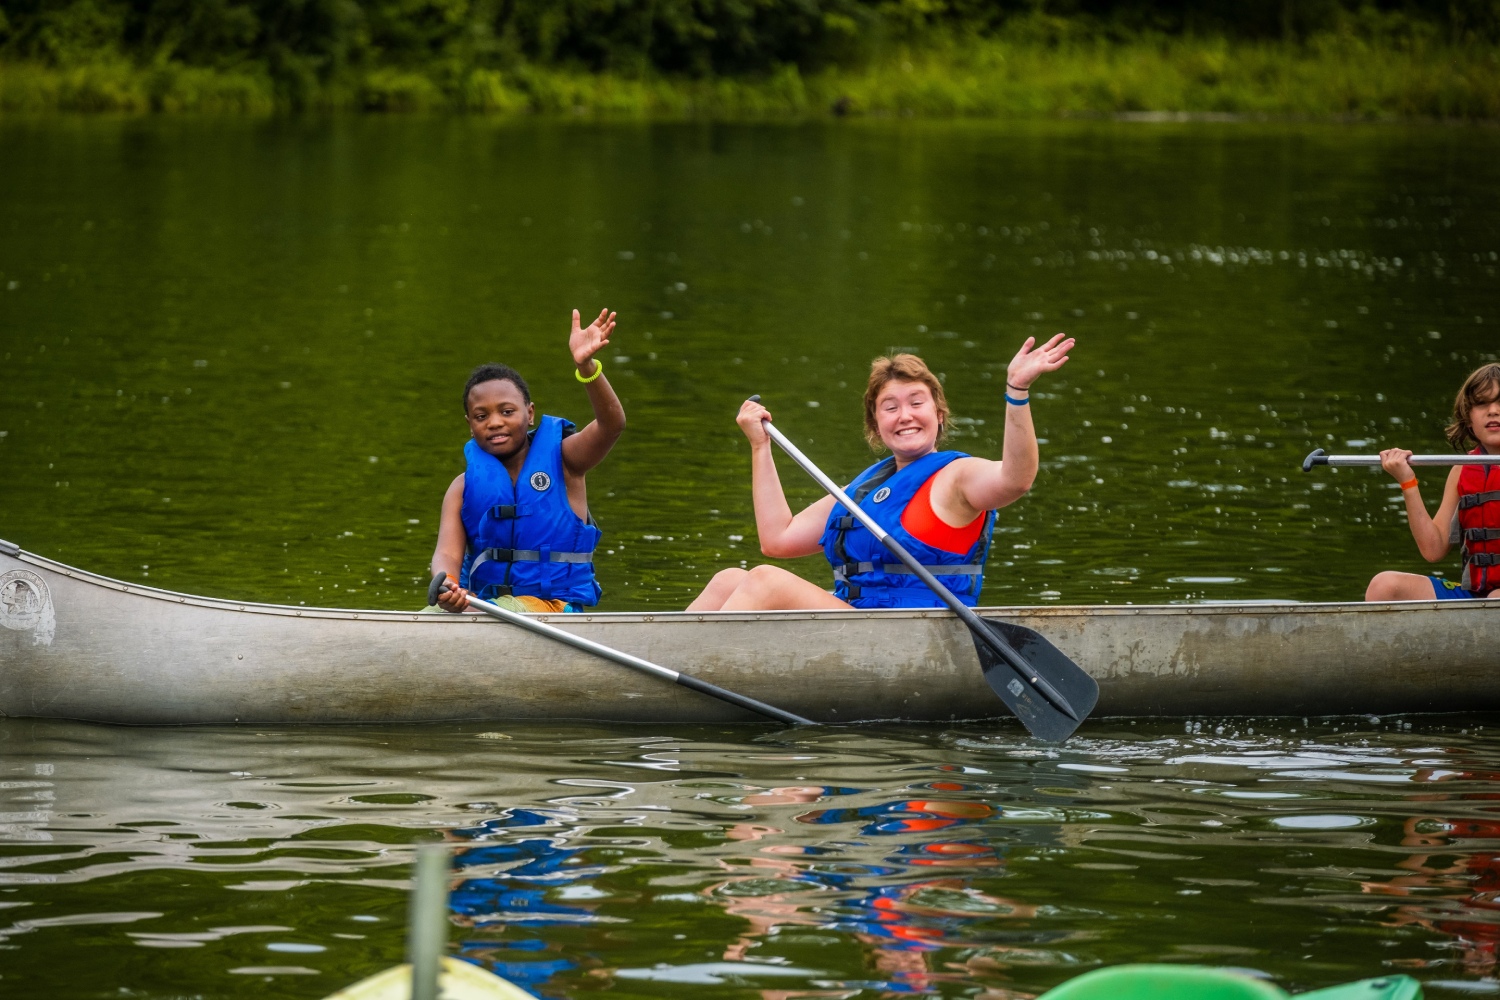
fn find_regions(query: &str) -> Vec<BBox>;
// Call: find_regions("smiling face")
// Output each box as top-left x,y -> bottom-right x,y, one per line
466,378 -> 534,461
874,379 -> 942,462
1469,381 -> 1500,453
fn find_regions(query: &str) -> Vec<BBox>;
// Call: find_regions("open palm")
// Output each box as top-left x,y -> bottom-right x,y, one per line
570,308 -> 616,367
1007,333 -> 1074,389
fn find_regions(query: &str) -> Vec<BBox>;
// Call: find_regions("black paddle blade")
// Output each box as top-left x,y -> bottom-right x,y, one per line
972,619 -> 1099,742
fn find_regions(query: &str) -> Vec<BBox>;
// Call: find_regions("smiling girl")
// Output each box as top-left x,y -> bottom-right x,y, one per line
431,308 -> 624,614
1366,363 -> 1500,602
688,335 -> 1073,612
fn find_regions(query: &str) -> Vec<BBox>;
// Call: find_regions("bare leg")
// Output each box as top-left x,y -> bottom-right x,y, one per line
1365,571 -> 1438,602
719,564 -> 851,612
686,568 -> 749,612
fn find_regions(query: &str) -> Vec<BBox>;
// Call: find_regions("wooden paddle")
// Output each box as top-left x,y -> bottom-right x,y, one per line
754,400 -> 1098,741
427,575 -> 811,725
1302,447 -> 1500,471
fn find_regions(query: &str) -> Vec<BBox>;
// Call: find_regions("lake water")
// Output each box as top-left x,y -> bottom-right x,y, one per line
7,717 -> 1500,998
1,117 -> 1498,997
1,118 -> 1496,609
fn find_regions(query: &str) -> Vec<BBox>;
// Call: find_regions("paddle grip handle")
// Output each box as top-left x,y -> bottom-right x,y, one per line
427,572 -> 449,607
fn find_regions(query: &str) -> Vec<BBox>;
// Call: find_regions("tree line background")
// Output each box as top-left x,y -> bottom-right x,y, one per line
2,1 -> 1497,114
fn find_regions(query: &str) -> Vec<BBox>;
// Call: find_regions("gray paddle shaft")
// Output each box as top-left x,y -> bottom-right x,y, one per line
757,416 -> 1080,721
1303,448 -> 1500,472
430,578 -> 810,725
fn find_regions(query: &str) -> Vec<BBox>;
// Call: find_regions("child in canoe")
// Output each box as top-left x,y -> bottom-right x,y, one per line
688,335 -> 1072,611
431,309 -> 625,613
1366,362 -> 1500,601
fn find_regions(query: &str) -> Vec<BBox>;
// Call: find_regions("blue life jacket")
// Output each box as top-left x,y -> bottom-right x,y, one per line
820,451 -> 994,610
459,415 -> 601,606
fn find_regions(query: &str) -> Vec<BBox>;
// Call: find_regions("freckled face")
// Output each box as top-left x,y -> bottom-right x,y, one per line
875,380 -> 941,460
1471,385 -> 1500,453
466,379 -> 533,460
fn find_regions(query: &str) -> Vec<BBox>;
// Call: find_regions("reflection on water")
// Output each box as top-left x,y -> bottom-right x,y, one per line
5,718 -> 1500,997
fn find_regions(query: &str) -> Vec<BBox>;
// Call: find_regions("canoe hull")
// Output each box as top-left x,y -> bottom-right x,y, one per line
1,545 -> 1496,725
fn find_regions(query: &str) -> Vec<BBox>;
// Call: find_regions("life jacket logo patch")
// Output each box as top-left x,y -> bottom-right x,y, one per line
871,487 -> 891,504
530,471 -> 552,492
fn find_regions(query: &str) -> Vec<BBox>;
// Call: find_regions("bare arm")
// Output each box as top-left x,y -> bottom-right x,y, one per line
430,474 -> 471,612
1382,450 -> 1462,562
934,334 -> 1073,524
561,308 -> 626,475
737,398 -> 835,558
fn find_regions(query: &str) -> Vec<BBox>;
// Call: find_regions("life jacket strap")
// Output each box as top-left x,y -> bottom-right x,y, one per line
1469,553 -> 1500,568
833,562 -> 983,581
1464,527 -> 1500,543
1459,491 -> 1500,510
470,548 -> 593,577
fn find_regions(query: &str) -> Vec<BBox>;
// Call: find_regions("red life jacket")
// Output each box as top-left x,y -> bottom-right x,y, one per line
1458,446 -> 1500,593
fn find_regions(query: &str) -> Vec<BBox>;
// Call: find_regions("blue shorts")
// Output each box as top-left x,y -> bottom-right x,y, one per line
1431,577 -> 1480,600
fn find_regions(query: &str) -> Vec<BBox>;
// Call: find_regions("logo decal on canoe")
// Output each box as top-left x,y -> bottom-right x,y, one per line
1007,679 -> 1024,697
530,471 -> 552,492
871,487 -> 891,504
0,570 -> 55,646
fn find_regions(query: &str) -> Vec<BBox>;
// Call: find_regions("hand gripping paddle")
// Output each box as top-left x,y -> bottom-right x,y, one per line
751,397 -> 1098,740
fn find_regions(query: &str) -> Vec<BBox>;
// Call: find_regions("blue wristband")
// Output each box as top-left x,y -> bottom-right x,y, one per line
1004,393 -> 1030,406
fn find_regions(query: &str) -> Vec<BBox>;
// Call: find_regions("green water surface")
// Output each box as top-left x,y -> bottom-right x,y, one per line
2,118 -> 1495,608
1,118 -> 1499,999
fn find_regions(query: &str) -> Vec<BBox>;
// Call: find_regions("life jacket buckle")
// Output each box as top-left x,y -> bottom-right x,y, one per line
489,504 -> 518,520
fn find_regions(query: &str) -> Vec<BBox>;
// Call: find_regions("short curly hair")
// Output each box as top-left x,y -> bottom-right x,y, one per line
1446,363 -> 1500,449
464,363 -> 530,414
862,354 -> 949,451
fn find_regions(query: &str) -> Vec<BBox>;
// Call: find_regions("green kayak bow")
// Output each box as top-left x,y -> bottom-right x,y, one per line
1040,964 -> 1421,1000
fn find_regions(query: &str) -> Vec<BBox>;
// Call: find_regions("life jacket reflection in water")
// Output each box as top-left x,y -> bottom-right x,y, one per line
821,451 -> 995,609
1458,446 -> 1500,594
459,415 -> 601,606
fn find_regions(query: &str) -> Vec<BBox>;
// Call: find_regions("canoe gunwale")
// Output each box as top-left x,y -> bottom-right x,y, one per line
4,542 -> 1489,624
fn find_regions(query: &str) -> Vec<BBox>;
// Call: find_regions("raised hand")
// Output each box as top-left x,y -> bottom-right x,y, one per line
570,308 -> 616,369
736,397 -> 773,447
1379,447 -> 1416,484
1006,333 -> 1074,390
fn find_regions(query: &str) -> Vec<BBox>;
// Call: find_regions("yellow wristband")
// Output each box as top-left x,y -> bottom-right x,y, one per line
575,359 -> 604,383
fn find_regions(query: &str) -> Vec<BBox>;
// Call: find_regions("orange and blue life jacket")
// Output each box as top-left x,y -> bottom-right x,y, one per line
1458,446 -> 1500,594
460,415 -> 601,606
820,451 -> 995,610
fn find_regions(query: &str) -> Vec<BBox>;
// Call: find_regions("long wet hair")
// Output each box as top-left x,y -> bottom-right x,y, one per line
1445,363 -> 1500,449
862,354 -> 949,451
463,363 -> 531,414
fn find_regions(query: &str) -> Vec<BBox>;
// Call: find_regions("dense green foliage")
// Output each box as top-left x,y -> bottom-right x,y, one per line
1,0 -> 1498,115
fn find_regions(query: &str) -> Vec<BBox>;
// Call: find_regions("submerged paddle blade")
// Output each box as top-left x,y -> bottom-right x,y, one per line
972,620 -> 1099,742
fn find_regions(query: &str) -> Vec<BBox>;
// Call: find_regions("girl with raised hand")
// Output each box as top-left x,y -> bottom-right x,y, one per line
688,335 -> 1073,612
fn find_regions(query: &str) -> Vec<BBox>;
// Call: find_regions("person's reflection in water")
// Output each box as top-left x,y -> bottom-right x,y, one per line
1362,766 -> 1500,978
710,787 -> 1037,998
442,808 -> 600,998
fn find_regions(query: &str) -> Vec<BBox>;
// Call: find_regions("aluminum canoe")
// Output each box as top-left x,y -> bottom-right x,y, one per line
1,540 -> 1495,725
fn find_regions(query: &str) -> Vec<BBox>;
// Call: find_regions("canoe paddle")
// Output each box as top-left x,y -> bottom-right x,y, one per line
427,574 -> 811,725
752,397 -> 1098,741
1302,447 -> 1500,472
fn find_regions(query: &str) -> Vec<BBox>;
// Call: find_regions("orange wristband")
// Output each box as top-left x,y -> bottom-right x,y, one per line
1399,477 -> 1418,491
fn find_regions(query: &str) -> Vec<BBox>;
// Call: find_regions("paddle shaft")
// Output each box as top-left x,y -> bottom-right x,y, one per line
1302,448 -> 1500,472
429,578 -> 811,725
757,415 -> 1081,722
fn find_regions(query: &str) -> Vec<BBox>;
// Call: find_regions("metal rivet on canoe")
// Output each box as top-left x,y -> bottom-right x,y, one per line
645,615 -> 653,622
352,614 -> 359,619
237,654 -> 243,660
